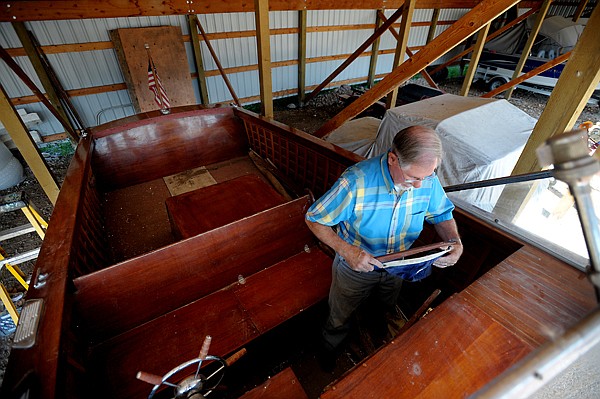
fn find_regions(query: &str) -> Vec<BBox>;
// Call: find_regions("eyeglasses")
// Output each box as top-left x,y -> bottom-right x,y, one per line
399,165 -> 437,183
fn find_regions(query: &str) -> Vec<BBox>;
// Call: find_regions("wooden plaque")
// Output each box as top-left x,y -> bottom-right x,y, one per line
110,26 -> 196,112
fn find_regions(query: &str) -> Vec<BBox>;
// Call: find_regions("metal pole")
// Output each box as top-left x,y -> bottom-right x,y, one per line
443,170 -> 553,192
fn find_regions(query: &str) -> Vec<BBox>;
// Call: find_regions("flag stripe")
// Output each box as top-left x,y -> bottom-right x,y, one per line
148,56 -> 170,109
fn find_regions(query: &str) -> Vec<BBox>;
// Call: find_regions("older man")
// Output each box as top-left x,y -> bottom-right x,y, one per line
306,125 -> 463,366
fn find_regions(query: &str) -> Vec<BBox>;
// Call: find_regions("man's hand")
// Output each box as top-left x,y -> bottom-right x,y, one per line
433,242 -> 463,268
305,219 -> 382,272
344,246 -> 383,272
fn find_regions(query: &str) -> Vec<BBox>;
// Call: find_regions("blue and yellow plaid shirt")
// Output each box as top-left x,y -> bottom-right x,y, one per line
306,151 -> 455,256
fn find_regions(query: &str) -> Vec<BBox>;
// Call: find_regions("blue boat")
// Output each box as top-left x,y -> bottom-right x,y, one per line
473,14 -> 600,101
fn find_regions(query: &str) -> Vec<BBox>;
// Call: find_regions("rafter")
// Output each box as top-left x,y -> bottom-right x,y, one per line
0,1 -> 524,22
314,0 -> 522,138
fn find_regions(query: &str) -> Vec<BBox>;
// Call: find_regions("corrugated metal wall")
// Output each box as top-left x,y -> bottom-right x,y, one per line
0,5 -> 581,137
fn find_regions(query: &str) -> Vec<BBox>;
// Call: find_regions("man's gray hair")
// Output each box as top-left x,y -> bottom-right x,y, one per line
392,125 -> 443,167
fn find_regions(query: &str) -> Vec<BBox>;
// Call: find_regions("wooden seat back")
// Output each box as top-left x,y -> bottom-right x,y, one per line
91,106 -> 247,191
74,196 -> 316,342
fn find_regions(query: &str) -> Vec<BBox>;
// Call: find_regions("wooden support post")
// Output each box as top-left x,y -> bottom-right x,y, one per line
505,0 -> 552,100
460,23 -> 490,96
572,0 -> 590,22
0,83 -> 59,205
304,3 -> 406,105
385,0 -> 417,109
367,10 -> 384,89
187,14 -> 209,105
314,0 -> 521,138
511,4 -> 600,175
254,0 -> 273,118
298,10 -> 307,104
482,51 -> 571,98
11,22 -> 75,134
426,8 -> 441,44
386,0 -> 416,109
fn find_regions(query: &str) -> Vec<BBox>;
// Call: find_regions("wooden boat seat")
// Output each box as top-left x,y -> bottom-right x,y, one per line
166,174 -> 286,239
74,196 -> 318,343
88,243 -> 332,399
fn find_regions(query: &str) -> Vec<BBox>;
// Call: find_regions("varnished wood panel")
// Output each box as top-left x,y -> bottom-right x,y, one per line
321,295 -> 533,398
462,246 -> 595,347
235,107 -> 362,198
234,249 -> 332,333
89,289 -> 257,399
239,367 -> 309,399
166,174 -> 285,239
89,247 -> 332,399
0,136 -> 95,399
92,107 -> 247,190
74,196 -> 315,341
0,1 -> 506,22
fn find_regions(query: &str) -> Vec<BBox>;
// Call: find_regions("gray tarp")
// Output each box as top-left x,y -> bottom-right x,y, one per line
325,93 -> 538,212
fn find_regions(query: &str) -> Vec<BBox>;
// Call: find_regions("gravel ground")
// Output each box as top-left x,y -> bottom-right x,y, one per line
0,79 -> 598,389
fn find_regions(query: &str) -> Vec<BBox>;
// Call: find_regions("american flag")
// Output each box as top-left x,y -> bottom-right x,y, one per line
147,55 -> 170,109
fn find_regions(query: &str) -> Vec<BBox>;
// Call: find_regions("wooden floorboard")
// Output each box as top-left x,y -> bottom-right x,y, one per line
102,178 -> 173,262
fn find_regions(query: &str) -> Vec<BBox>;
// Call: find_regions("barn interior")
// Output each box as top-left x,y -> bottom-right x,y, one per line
0,1 -> 599,399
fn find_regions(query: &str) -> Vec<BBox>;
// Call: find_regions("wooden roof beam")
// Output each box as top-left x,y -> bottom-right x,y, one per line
314,0 -> 523,138
0,1 -> 541,22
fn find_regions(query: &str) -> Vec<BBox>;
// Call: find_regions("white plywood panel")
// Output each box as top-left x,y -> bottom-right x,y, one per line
199,12 -> 255,33
305,57 -> 370,87
71,90 -> 134,127
1,8 -> 484,135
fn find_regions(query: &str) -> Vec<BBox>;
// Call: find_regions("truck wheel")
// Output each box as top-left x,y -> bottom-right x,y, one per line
487,77 -> 508,92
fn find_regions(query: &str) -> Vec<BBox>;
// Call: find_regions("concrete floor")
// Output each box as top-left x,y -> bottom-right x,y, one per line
529,339 -> 600,399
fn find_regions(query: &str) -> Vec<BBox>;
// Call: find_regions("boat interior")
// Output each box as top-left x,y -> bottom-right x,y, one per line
2,105 -> 596,399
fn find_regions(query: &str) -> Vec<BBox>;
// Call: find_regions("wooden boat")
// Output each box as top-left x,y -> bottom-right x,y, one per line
1,105 -> 596,399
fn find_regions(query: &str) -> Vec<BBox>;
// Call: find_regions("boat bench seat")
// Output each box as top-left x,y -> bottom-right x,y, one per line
166,174 -> 286,239
74,196 -> 320,343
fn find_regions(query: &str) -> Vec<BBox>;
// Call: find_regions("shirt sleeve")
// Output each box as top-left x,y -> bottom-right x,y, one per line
306,174 -> 356,226
425,178 -> 455,224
